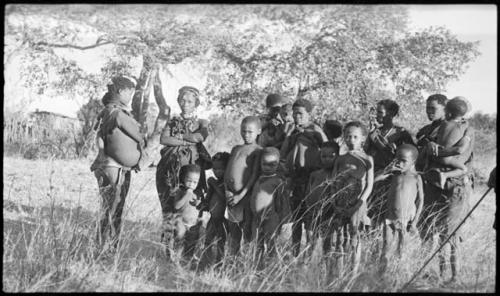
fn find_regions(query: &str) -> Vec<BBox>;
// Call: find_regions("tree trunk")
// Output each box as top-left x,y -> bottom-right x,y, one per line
132,56 -> 170,167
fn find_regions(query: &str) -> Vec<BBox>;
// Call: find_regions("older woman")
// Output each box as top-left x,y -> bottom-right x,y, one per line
156,86 -> 211,249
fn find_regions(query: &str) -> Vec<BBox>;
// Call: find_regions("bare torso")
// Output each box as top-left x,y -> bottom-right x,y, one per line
224,144 -> 262,193
250,175 -> 284,216
385,172 -> 419,224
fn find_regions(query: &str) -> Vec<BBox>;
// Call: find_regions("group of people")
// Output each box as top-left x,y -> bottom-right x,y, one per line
90,75 -> 492,282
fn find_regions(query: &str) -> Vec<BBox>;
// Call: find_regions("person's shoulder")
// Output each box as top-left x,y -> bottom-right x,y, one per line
198,118 -> 209,126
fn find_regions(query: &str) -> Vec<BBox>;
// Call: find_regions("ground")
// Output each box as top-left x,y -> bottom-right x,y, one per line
2,156 -> 496,292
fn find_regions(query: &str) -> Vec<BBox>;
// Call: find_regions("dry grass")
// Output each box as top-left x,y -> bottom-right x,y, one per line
2,156 -> 496,292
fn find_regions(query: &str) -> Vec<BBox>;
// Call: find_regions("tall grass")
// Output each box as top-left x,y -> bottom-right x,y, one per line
2,157 -> 496,292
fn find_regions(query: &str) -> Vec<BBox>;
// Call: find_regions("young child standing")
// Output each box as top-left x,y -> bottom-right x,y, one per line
376,144 -> 424,274
330,121 -> 374,273
304,141 -> 340,256
166,164 -> 203,261
200,152 -> 231,268
280,98 -> 328,257
250,147 -> 291,264
224,116 -> 263,255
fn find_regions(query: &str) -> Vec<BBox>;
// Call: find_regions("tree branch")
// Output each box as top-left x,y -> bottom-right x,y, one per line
34,40 -> 113,50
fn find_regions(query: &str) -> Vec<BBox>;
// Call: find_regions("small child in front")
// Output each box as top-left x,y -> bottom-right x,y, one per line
377,144 -> 424,274
250,147 -> 291,264
330,121 -> 374,273
169,164 -> 203,260
304,141 -> 340,255
425,97 -> 472,189
200,152 -> 231,268
224,116 -> 263,255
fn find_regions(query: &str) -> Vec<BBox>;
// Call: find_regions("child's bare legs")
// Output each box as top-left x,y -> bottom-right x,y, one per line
242,207 -> 253,243
396,228 -> 404,258
182,223 -> 200,261
291,185 -> 307,257
227,221 -> 243,255
349,223 -> 361,275
438,231 -> 460,282
380,222 -> 392,274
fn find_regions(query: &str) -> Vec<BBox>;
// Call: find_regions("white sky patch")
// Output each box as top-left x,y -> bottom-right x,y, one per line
407,5 -> 497,114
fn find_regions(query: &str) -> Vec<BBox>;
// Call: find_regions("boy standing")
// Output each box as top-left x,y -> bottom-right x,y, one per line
377,144 -> 424,274
224,116 -> 263,255
304,141 -> 340,255
280,98 -> 328,257
250,147 -> 291,264
200,152 -> 231,267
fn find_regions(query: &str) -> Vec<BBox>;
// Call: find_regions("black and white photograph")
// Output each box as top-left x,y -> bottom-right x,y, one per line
3,4 -> 497,292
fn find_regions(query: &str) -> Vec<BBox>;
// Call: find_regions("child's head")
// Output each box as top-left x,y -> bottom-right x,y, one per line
266,93 -> 284,109
177,86 -> 200,115
445,97 -> 468,120
260,147 -> 280,174
179,164 -> 201,190
323,116 -> 343,141
280,103 -> 293,123
240,116 -> 262,144
343,121 -> 367,150
110,76 -> 137,106
376,99 -> 399,125
426,94 -> 448,121
394,144 -> 418,172
320,141 -> 340,169
292,99 -> 313,127
212,152 -> 230,180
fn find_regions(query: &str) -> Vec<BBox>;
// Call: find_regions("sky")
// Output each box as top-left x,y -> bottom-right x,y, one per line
5,5 -> 497,117
407,5 -> 497,115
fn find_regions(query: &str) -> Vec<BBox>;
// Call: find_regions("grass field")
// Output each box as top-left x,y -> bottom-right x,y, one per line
2,155 -> 496,292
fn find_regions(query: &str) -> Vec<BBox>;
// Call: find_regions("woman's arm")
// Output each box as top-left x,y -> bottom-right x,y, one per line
359,156 -> 374,202
429,127 -> 473,157
159,120 -> 188,146
182,119 -> 209,143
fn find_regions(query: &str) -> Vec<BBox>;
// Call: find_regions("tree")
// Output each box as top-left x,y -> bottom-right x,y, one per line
6,4 -> 480,147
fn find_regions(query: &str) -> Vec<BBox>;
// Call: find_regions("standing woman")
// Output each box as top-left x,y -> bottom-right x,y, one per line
156,86 -> 211,247
364,99 -> 414,227
91,75 -> 145,250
